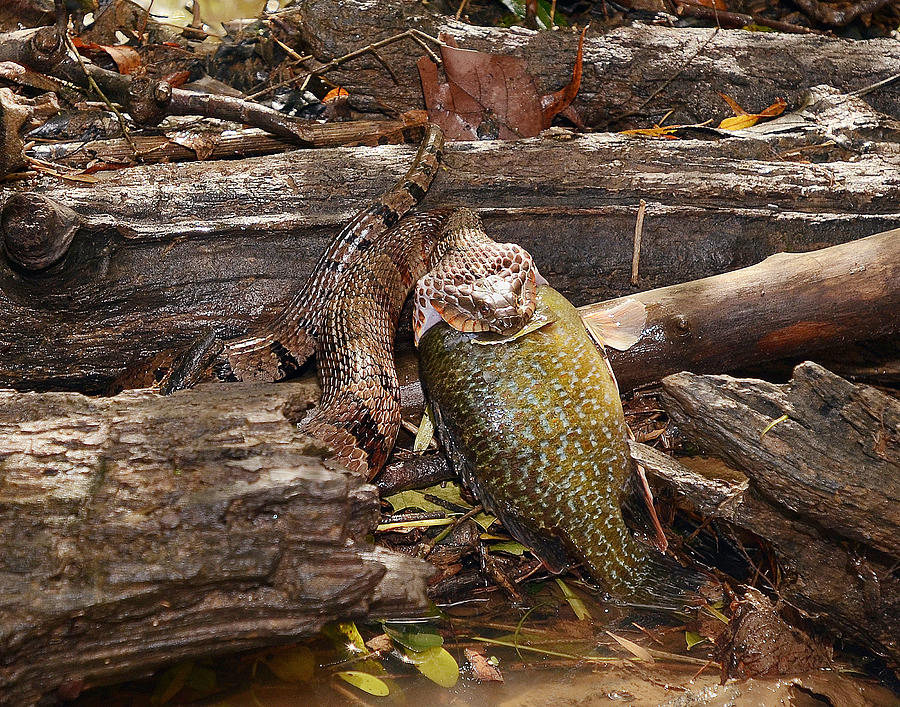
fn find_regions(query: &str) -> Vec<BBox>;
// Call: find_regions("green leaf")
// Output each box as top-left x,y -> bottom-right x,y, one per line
489,541 -> 529,556
555,578 -> 592,621
383,489 -> 446,514
383,623 -> 444,652
413,408 -> 435,452
335,670 -> 390,696
267,646 -> 315,683
703,605 -> 730,624
405,646 -> 459,688
323,622 -> 367,655
685,631 -> 707,649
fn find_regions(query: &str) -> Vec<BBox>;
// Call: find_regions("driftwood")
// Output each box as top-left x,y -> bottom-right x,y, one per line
2,86 -> 898,392
0,380 -> 432,706
637,362 -> 900,674
291,0 -> 900,127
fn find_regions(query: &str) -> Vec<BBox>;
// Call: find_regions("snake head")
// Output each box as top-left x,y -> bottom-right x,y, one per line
414,241 -> 547,344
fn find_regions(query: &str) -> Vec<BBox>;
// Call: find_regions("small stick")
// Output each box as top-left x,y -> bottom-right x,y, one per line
456,0 -> 470,19
63,34 -> 140,157
246,29 -> 442,101
631,199 -> 646,286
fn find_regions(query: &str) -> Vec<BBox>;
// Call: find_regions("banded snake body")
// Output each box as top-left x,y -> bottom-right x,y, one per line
162,124 -> 542,479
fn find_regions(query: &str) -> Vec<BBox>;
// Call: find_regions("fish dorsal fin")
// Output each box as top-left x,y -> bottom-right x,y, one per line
582,298 -> 647,351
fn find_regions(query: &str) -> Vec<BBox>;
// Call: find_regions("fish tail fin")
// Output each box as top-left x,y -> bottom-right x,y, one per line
582,298 -> 647,351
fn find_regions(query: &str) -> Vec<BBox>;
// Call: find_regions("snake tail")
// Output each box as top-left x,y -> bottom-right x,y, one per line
221,125 -> 445,383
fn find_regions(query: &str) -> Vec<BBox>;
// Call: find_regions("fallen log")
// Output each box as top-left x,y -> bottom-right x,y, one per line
2,90 -> 898,392
290,0 -> 900,126
598,226 -> 900,391
642,362 -> 900,674
0,380 -> 433,706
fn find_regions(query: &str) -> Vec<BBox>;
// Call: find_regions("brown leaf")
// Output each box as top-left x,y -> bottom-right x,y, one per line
418,31 -> 585,141
464,648 -> 504,682
540,26 -> 587,127
718,95 -> 787,130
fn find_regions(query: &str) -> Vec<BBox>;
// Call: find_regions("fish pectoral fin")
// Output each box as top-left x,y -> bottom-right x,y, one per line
581,298 -> 647,351
494,511 -> 572,575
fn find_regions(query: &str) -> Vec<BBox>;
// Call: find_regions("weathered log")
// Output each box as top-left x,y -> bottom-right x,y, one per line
0,380 -> 432,706
290,0 -> 900,126
644,362 -> 900,673
597,226 -> 900,391
2,89 -> 898,392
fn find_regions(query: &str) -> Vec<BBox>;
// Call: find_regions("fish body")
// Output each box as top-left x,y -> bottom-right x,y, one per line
418,285 -> 672,600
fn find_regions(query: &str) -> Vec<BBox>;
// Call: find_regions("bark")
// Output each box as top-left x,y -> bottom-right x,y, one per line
641,362 -> 900,673
0,380 -> 432,706
289,0 -> 900,127
2,87 -> 898,392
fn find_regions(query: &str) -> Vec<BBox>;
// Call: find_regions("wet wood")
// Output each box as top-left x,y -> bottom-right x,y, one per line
645,362 -> 900,675
291,0 -> 900,127
0,380 -> 432,706
2,88 -> 898,392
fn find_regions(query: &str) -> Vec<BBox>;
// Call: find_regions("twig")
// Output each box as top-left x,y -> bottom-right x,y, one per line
63,34 -> 140,157
849,71 -> 900,97
673,0 -> 823,34
631,199 -> 646,286
245,29 -> 443,101
419,504 -> 483,558
456,0 -> 471,19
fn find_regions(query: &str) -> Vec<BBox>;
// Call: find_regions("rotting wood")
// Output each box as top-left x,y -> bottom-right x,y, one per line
2,90 -> 898,392
0,380 -> 432,706
289,0 -> 900,127
642,362 -> 900,675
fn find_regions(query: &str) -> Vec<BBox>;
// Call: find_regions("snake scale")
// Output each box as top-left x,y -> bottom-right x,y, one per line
160,124 -> 540,479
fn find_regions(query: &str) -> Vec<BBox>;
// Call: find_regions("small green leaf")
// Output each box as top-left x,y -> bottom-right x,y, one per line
267,646 -> 315,683
489,541 -> 528,556
335,670 -> 390,696
555,578 -> 592,621
685,631 -> 707,649
383,623 -> 444,652
323,622 -> 367,655
703,605 -> 731,624
405,646 -> 459,688
413,408 -> 435,452
384,489 -> 446,514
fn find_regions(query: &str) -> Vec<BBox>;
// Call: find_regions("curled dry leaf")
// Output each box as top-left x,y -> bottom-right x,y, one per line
717,94 -> 787,129
417,29 -> 585,140
72,38 -> 142,75
464,648 -> 504,682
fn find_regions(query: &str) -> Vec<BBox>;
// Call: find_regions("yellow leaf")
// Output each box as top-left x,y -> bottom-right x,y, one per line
719,114 -> 761,130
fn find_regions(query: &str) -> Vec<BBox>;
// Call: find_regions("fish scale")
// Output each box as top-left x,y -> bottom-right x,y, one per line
419,285 -> 670,599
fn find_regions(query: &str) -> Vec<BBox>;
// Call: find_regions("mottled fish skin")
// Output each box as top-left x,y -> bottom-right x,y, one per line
419,286 -> 664,599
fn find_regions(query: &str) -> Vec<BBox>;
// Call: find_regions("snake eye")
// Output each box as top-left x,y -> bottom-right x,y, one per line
477,303 -> 491,317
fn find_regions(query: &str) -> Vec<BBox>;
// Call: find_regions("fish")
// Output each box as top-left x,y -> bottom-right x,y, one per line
417,285 -> 696,604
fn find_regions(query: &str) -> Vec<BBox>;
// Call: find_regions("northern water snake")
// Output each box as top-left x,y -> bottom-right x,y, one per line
158,124 -> 541,479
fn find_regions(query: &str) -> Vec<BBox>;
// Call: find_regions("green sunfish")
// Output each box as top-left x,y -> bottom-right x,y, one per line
418,285 -> 693,603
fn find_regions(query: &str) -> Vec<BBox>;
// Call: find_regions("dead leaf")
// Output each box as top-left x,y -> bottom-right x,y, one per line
606,631 -> 655,663
540,26 -> 586,127
717,95 -> 786,130
418,31 -> 584,140
464,648 -> 504,682
72,37 -> 142,74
